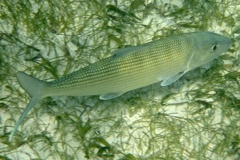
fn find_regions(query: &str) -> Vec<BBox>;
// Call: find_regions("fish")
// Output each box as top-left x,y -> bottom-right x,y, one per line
9,31 -> 232,142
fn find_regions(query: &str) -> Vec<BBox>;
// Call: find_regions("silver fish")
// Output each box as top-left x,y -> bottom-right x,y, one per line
9,31 -> 232,141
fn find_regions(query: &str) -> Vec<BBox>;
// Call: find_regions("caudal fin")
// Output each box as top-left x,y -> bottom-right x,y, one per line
16,72 -> 48,98
9,72 -> 49,142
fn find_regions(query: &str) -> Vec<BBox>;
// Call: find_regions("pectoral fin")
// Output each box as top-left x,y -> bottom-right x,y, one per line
160,71 -> 187,86
99,92 -> 124,100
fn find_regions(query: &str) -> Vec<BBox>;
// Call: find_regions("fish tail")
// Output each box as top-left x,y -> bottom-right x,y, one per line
9,97 -> 39,142
16,71 -> 48,98
9,72 -> 48,142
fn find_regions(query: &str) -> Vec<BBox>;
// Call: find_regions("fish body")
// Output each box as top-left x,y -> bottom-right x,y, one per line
9,31 -> 232,141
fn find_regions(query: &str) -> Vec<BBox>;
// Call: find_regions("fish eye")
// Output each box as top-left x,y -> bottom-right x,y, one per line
211,43 -> 218,51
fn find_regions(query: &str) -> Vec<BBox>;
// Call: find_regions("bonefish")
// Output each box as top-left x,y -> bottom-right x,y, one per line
9,31 -> 232,141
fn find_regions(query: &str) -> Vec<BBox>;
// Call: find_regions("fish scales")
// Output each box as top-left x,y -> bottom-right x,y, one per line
9,31 -> 232,142
46,34 -> 192,96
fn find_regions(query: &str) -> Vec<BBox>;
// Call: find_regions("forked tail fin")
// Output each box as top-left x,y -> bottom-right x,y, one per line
16,72 -> 48,98
9,72 -> 49,142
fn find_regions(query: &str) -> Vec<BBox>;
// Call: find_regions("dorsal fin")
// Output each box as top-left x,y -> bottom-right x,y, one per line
111,45 -> 149,60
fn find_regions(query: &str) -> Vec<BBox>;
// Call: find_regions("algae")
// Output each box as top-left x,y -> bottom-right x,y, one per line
0,0 -> 239,159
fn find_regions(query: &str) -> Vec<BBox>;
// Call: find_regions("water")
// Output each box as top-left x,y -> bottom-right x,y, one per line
0,0 -> 239,159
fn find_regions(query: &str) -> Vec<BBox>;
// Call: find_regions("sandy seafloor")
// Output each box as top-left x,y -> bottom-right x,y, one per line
0,0 -> 240,159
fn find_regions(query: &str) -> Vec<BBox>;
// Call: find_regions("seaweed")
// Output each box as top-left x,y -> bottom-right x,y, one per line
0,0 -> 239,159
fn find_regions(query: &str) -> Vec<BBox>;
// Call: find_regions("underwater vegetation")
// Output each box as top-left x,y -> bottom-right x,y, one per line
0,0 -> 239,159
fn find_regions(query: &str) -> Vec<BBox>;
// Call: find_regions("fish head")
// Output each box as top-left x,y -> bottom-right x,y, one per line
187,32 -> 232,70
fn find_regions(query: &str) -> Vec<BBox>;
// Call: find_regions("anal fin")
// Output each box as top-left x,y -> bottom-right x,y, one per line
99,93 -> 124,100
